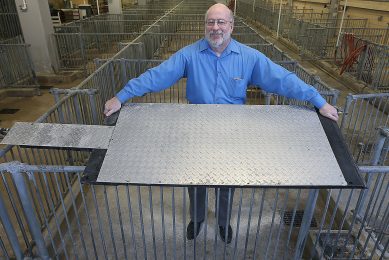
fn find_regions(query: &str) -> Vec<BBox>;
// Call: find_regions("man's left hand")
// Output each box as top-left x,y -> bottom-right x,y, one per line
319,103 -> 339,122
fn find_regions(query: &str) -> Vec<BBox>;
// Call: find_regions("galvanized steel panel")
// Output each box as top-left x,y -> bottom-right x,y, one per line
2,122 -> 114,149
97,103 -> 346,186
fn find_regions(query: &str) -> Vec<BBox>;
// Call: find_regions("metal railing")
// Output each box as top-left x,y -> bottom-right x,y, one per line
0,163 -> 368,259
335,33 -> 389,91
340,93 -> 389,165
0,0 -> 22,41
0,1 -> 387,259
2,119 -> 389,259
53,32 -> 141,73
237,0 -> 389,92
0,43 -> 37,88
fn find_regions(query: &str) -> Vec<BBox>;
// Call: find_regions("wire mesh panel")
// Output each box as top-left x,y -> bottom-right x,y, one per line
335,34 -> 389,91
340,93 -> 389,165
354,170 -> 389,258
0,0 -> 22,41
238,0 -> 389,89
0,44 -> 37,88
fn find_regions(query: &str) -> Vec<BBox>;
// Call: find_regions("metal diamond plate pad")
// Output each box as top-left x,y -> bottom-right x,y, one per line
2,122 -> 114,149
97,104 -> 346,186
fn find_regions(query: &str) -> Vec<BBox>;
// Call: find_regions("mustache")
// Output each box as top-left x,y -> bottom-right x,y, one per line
208,30 -> 223,36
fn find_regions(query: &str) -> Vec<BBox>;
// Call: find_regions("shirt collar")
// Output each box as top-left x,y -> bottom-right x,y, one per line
199,38 -> 240,55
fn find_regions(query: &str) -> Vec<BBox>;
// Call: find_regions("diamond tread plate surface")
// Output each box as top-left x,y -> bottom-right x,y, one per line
1,122 -> 114,149
97,104 -> 346,186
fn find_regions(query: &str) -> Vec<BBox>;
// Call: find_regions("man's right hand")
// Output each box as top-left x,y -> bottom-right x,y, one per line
104,97 -> 122,116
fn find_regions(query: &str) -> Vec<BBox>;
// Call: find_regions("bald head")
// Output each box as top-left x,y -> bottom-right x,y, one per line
205,3 -> 234,24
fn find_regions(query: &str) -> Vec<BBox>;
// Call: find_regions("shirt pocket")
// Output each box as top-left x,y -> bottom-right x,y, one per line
228,77 -> 247,99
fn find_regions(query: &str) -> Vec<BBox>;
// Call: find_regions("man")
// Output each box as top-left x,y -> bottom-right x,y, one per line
104,3 -> 339,244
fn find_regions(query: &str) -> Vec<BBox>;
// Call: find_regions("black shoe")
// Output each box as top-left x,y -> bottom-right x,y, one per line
186,221 -> 203,240
219,225 -> 233,244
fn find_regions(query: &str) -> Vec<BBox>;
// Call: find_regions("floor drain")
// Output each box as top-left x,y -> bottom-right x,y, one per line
283,210 -> 317,227
0,108 -> 20,114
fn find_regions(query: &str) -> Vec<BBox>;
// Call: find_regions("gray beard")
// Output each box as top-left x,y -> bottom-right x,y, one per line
206,34 -> 225,48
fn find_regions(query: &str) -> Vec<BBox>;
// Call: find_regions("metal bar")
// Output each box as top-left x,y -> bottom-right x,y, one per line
0,172 -> 31,254
88,90 -> 99,125
293,189 -> 319,260
222,188 -> 232,259
202,188 -> 208,260
232,188 -> 243,259
264,189 -> 280,259
243,188 -> 255,259
91,185 -> 108,259
103,186 -> 119,259
115,186 -> 128,260
148,186 -> 157,260
339,189 -> 365,258
273,189 -> 290,260
369,180 -> 389,257
253,189 -> 266,260
284,189 -> 302,258
193,187 -> 197,260
10,170 -> 49,259
0,188 -> 23,260
318,189 -> 343,259
213,188 -> 220,260
125,185 -> 138,260
160,187 -> 167,260
332,189 -> 355,257
29,173 -> 58,258
171,187 -> 176,260
0,235 -> 10,260
53,171 -> 79,259
137,186 -> 147,259
183,187 -> 187,260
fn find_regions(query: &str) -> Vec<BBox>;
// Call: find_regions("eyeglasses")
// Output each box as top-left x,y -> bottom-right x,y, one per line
206,19 -> 232,27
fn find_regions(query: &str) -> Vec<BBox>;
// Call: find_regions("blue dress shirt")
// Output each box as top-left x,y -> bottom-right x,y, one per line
116,38 -> 326,108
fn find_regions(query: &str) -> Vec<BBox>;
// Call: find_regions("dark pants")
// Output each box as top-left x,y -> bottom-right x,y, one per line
188,187 -> 235,227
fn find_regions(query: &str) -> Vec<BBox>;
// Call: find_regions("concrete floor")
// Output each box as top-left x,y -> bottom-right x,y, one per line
0,80 -> 83,129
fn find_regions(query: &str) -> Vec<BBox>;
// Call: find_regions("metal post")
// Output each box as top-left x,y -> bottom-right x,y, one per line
120,58 -> 128,87
276,0 -> 283,38
356,128 -> 388,218
335,0 -> 348,49
264,92 -> 272,105
109,61 -> 116,98
87,89 -> 99,125
371,46 -> 388,90
331,89 -> 340,106
72,94 -> 83,124
93,20 -> 101,51
78,32 -> 87,76
356,44 -> 369,80
10,170 -> 50,260
293,189 -> 319,260
49,88 -> 65,123
383,23 -> 389,46
0,192 -> 23,260
96,0 -> 100,15
339,94 -> 354,131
